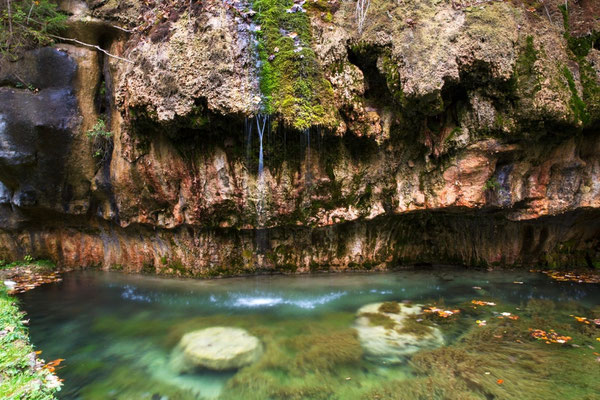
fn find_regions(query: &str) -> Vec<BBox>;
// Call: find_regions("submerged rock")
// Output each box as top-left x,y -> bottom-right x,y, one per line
170,327 -> 263,372
354,302 -> 444,364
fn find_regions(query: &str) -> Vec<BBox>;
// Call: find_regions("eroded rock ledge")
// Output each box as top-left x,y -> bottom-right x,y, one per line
0,208 -> 597,275
0,0 -> 599,272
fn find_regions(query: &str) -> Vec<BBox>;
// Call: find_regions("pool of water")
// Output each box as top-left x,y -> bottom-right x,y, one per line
18,269 -> 600,399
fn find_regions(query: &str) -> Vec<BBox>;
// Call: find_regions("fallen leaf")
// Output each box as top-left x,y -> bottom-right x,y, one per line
472,300 -> 496,306
530,328 -> 572,344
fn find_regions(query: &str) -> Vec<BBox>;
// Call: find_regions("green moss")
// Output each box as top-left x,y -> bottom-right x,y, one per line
558,5 -> 600,125
397,315 -> 434,337
525,298 -> 556,316
167,260 -> 187,276
0,286 -> 61,399
0,259 -> 56,270
380,51 -> 405,105
361,312 -> 397,329
445,126 -> 462,143
378,301 -> 401,314
309,260 -> 322,272
562,66 -> 590,125
558,5 -> 600,59
578,58 -> 600,120
514,35 -> 541,95
80,366 -> 197,400
483,177 -> 500,191
292,330 -> 363,371
253,0 -> 337,130
139,262 -> 153,274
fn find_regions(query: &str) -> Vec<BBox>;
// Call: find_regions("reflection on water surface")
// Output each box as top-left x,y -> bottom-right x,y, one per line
19,269 -> 600,399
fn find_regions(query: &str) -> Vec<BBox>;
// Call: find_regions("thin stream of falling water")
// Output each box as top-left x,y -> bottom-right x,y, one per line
257,114 -> 267,210
256,114 -> 268,251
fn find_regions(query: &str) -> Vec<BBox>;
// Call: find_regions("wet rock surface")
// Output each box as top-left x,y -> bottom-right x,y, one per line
0,0 -> 598,272
170,327 -> 263,372
0,48 -> 83,217
354,302 -> 444,364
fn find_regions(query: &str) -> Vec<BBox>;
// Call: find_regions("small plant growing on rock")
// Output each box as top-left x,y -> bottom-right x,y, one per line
86,117 -> 113,162
484,177 -> 500,191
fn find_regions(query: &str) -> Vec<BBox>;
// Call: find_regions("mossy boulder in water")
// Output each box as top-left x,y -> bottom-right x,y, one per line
170,327 -> 263,372
354,302 -> 444,364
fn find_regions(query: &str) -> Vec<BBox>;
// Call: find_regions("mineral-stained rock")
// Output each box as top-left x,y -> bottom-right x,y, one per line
0,47 -> 95,218
170,327 -> 263,372
354,302 -> 444,364
0,0 -> 599,273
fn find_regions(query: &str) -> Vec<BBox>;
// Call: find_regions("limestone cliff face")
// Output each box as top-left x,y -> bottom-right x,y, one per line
0,0 -> 599,274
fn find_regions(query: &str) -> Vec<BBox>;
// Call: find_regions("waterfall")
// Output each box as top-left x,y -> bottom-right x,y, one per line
256,114 -> 267,223
255,114 -> 268,252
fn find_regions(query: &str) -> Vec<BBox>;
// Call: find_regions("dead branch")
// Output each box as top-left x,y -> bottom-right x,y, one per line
47,33 -> 134,63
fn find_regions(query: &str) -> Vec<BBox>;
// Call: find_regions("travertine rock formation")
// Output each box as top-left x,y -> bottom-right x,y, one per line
0,0 -> 598,274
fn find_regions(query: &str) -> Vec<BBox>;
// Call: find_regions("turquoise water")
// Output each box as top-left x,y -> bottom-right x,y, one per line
18,269 -> 600,399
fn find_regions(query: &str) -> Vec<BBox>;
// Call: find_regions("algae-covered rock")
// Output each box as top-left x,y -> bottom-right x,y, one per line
170,327 -> 263,372
354,302 -> 444,364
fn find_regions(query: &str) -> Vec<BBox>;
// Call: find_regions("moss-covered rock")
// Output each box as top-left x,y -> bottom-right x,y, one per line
252,0 -> 338,130
354,302 -> 444,364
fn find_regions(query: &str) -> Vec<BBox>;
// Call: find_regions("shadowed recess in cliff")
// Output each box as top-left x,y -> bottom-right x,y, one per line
117,105 -> 385,229
0,208 -> 598,275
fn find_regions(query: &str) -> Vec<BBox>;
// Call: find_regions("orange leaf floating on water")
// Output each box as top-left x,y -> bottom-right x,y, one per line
497,379 -> 504,384
423,306 -> 461,318
539,270 -> 600,284
496,312 -> 519,320
472,300 -> 496,306
570,315 -> 600,326
530,329 -> 572,344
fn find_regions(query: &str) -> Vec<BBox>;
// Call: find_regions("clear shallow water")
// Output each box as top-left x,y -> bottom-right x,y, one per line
18,269 -> 600,400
